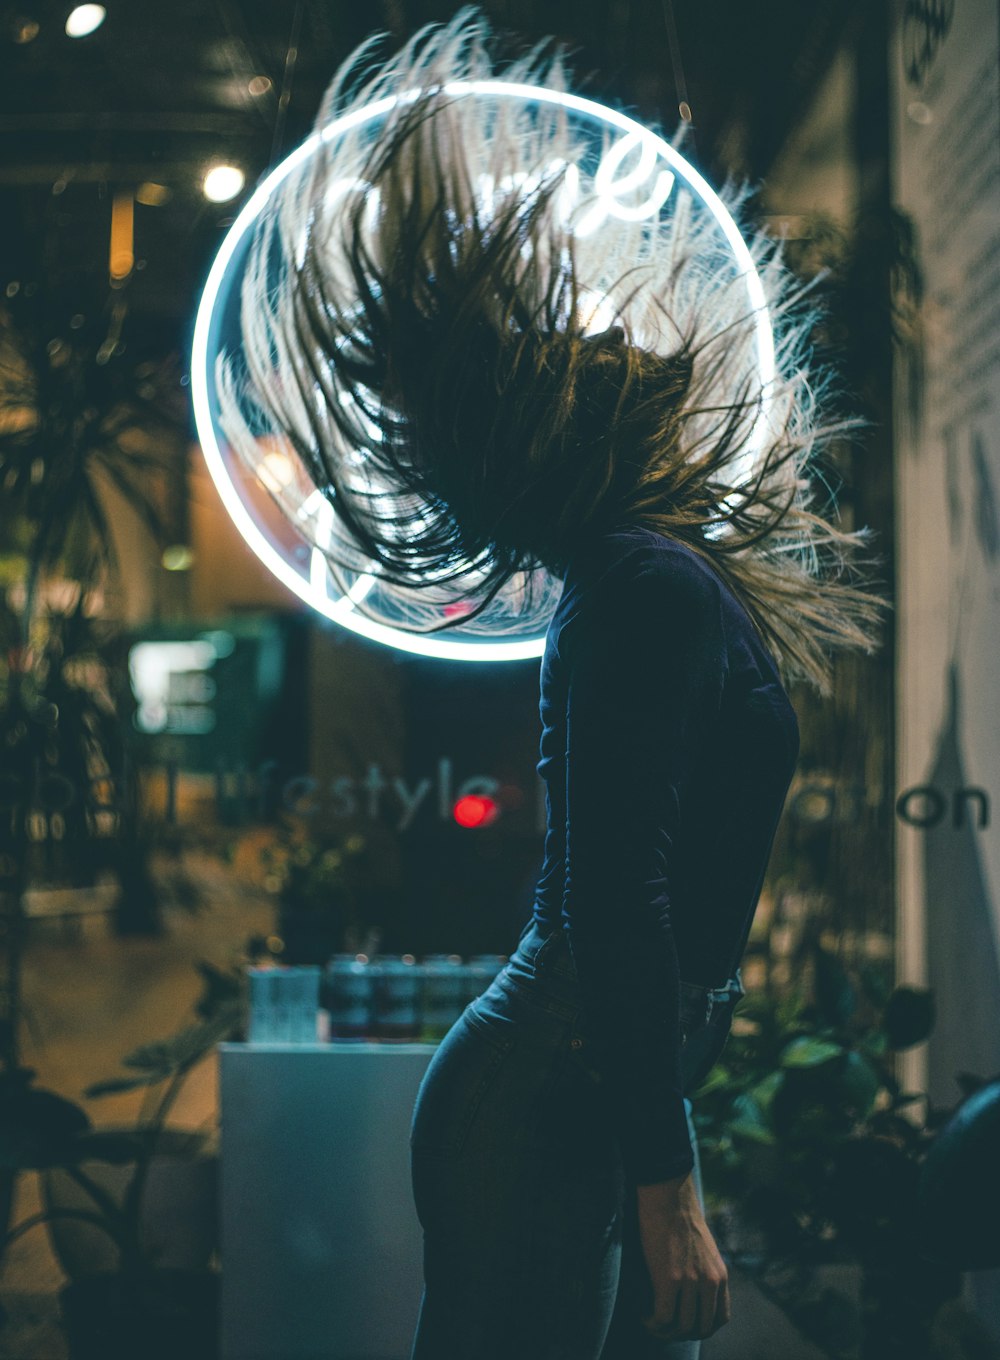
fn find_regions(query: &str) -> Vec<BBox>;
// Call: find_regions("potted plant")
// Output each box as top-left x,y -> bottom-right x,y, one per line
0,275 -> 191,1263
691,942 -> 997,1359
0,956 -> 248,1360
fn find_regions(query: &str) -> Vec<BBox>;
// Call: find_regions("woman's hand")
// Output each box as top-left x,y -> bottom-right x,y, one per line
635,1173 -> 731,1342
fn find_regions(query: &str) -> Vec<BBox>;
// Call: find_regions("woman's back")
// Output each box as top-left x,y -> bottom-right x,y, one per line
526,521 -> 801,1185
532,522 -> 801,990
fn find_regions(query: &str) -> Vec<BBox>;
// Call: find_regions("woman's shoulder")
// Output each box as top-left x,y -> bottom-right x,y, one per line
561,523 -> 724,606
551,524 -> 726,656
552,522 -> 789,693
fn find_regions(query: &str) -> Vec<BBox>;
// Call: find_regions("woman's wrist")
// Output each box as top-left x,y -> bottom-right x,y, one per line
635,1170 -> 700,1209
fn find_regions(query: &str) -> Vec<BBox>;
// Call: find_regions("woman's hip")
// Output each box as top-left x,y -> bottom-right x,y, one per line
498,917 -> 746,1094
408,916 -> 740,1169
409,957 -> 591,1165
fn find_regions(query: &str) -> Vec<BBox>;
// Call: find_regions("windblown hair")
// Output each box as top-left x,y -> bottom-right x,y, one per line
216,6 -> 891,695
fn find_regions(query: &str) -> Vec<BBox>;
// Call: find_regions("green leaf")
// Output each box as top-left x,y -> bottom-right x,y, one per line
780,1036 -> 844,1068
688,1064 -> 731,1097
118,1041 -> 174,1074
728,1092 -> 776,1144
775,988 -> 808,1029
83,1074 -> 163,1098
839,1051 -> 882,1119
193,959 -> 246,1019
729,993 -> 770,1018
859,1030 -> 890,1058
0,1084 -> 91,1170
84,997 -> 244,1102
747,1070 -> 785,1116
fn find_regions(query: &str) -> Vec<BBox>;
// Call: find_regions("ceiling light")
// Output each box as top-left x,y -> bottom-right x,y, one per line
248,76 -> 272,97
203,165 -> 245,203
65,5 -> 106,38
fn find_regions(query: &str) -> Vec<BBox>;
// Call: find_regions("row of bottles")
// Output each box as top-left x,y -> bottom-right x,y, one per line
323,953 -> 509,1042
246,953 -> 509,1045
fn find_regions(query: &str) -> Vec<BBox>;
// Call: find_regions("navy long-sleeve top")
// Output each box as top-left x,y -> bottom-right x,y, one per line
531,522 -> 801,1185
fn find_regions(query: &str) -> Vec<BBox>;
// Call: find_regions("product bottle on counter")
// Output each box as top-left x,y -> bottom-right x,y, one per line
247,965 -> 321,1044
370,954 -> 422,1041
291,966 -> 321,1043
419,954 -> 469,1042
321,953 -> 374,1040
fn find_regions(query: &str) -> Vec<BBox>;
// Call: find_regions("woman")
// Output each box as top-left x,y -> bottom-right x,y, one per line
217,9 -> 891,1356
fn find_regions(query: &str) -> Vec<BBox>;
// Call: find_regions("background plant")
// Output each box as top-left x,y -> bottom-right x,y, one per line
0,952 -> 247,1277
0,285 -> 188,1074
692,943 -> 997,1359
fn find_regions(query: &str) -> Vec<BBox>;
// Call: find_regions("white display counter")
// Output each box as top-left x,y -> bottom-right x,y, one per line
218,1041 -> 437,1360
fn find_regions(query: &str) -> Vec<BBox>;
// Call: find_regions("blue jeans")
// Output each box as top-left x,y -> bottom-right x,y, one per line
409,920 -> 745,1360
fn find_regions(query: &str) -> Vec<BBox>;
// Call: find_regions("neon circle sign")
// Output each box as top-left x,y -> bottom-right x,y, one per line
191,81 -> 776,663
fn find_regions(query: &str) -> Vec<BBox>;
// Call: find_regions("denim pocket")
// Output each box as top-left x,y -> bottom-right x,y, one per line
410,1008 -> 517,1157
462,989 -> 519,1051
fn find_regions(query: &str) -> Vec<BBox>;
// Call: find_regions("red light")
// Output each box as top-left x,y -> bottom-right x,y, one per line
453,794 -> 499,828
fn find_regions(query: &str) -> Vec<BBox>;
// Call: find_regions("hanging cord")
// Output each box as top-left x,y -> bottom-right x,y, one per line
214,0 -> 278,131
270,0 -> 306,168
661,0 -> 696,154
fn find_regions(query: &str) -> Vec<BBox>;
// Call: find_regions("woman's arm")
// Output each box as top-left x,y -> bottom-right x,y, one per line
560,554 -> 725,1185
636,1173 -> 731,1340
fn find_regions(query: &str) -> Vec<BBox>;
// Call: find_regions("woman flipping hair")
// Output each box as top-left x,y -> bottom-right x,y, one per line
217,9 -> 890,1358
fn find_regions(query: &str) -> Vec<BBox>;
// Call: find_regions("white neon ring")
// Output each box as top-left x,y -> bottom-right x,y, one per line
191,80 -> 776,663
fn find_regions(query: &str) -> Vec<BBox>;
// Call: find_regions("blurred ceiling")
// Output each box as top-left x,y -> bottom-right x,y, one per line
0,0 -> 859,353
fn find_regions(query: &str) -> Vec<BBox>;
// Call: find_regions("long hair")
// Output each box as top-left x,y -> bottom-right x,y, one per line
216,6 -> 891,696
